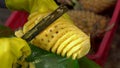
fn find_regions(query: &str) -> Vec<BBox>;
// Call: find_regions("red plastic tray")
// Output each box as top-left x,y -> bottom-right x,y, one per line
5,11 -> 29,30
5,0 -> 120,66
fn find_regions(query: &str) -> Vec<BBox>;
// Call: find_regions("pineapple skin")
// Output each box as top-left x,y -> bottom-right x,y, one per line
79,0 -> 116,13
67,10 -> 110,35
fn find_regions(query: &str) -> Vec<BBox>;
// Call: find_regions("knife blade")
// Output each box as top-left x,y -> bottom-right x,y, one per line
21,5 -> 69,42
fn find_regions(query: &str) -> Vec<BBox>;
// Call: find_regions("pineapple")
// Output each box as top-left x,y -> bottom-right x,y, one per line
78,0 -> 116,13
67,10 -> 110,36
56,0 -> 116,13
6,0 -> 91,59
67,10 -> 110,54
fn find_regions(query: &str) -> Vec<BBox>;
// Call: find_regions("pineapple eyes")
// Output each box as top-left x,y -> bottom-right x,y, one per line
45,34 -> 48,37
54,25 -> 58,28
48,40 -> 50,42
50,29 -> 53,32
41,39 -> 44,41
56,31 -> 59,34
51,35 -> 54,38
41,24 -> 60,43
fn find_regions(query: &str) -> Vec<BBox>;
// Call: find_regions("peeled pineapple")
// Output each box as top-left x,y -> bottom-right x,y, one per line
6,0 -> 90,59
16,11 -> 90,59
67,10 -> 110,36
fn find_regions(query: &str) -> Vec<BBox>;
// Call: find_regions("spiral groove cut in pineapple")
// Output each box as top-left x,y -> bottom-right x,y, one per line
15,12 -> 90,59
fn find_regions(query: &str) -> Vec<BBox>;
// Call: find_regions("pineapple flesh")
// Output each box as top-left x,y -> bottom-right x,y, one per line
6,0 -> 91,59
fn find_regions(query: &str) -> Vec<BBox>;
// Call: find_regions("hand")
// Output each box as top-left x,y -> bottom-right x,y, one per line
0,37 -> 31,68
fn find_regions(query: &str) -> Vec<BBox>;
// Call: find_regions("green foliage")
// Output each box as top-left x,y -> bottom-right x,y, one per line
26,44 -> 101,68
26,44 -> 79,68
78,57 -> 101,68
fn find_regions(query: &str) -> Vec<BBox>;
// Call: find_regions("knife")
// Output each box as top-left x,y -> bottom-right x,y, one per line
21,5 -> 69,42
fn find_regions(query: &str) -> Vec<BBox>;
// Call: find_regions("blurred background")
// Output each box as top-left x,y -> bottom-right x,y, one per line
0,0 -> 120,68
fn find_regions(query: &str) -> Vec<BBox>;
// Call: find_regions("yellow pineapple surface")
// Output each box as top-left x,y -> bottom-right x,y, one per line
8,0 -> 91,60
15,11 -> 91,60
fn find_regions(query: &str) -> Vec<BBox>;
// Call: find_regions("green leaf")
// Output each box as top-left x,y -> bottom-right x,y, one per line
26,44 -> 79,68
78,57 -> 101,68
0,25 -> 13,37
26,44 -> 101,68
